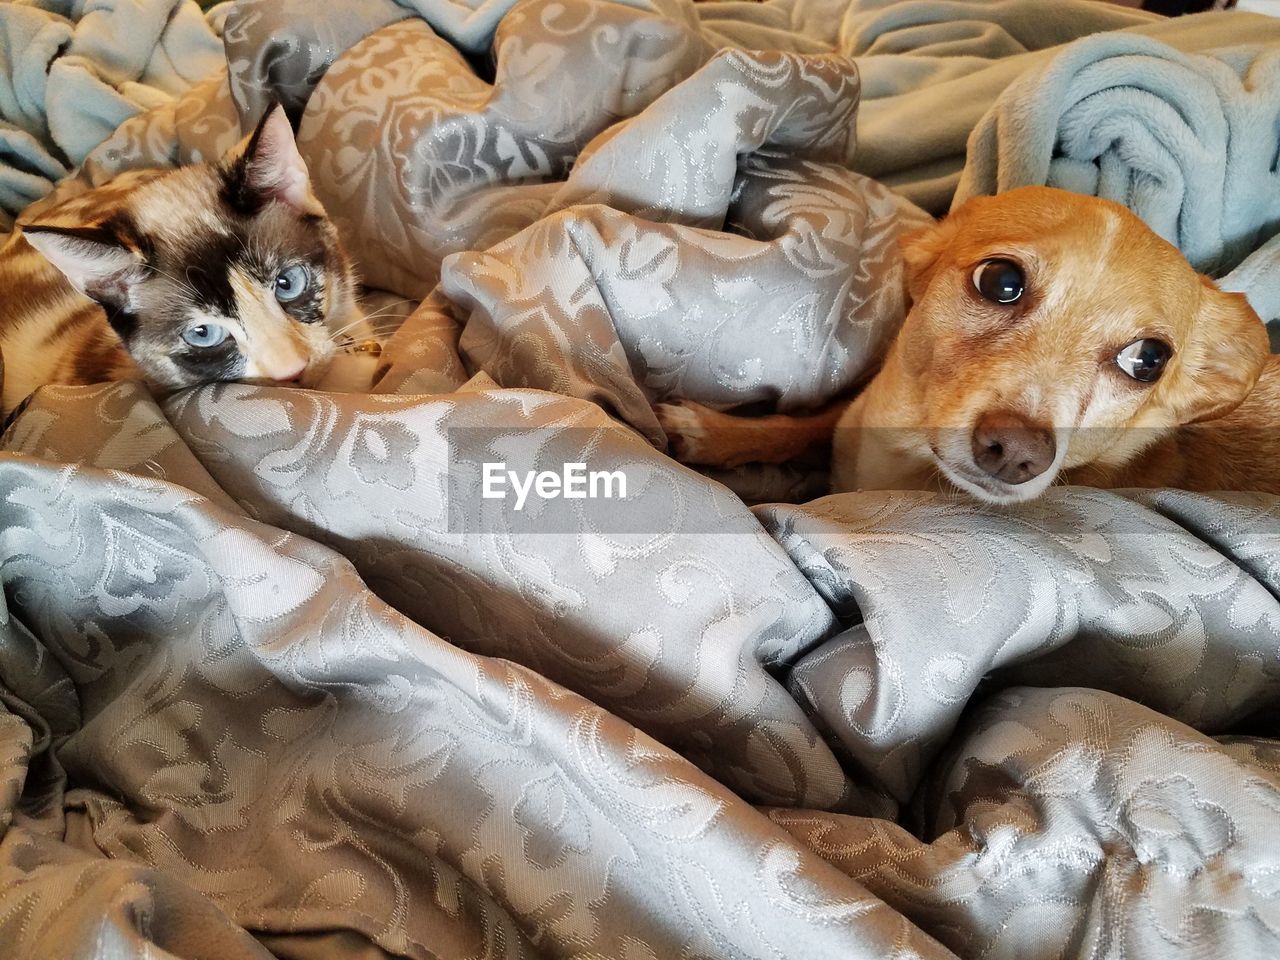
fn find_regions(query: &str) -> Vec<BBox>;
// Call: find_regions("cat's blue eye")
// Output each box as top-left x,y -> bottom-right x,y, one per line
275,264 -> 309,303
182,323 -> 230,349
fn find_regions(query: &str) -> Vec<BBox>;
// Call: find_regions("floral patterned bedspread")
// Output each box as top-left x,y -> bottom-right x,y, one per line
1,1 -> 1278,957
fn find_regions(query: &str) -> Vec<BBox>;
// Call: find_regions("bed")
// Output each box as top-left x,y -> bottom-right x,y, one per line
0,0 -> 1278,957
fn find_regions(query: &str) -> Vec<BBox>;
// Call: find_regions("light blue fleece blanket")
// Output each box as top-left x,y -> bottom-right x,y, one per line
0,0 -> 224,229
953,33 -> 1280,335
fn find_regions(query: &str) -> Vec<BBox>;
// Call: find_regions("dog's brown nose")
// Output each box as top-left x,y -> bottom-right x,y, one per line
971,411 -> 1056,485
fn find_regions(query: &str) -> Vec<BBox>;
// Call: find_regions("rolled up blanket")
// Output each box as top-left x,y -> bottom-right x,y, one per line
0,0 -> 223,230
955,34 -> 1280,279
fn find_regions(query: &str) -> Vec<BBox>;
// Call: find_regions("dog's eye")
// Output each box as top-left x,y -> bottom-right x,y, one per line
1115,338 -> 1172,383
972,259 -> 1025,304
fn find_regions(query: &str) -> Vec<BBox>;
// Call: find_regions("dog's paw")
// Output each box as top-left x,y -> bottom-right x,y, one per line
655,400 -> 713,464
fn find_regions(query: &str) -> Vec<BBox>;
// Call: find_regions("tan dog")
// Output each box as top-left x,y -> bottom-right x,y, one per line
658,187 -> 1276,503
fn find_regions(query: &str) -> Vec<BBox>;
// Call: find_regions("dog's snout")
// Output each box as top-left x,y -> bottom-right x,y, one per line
971,411 -> 1056,485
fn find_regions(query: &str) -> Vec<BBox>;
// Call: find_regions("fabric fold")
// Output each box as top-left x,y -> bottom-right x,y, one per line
955,35 -> 1280,279
0,441 -> 950,959
1,0 -> 1279,956
770,685 -> 1280,960
756,488 -> 1280,801
0,0 -> 223,228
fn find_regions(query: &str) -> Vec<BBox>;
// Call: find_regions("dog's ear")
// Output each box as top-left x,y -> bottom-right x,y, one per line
899,214 -> 961,302
1166,280 -> 1268,425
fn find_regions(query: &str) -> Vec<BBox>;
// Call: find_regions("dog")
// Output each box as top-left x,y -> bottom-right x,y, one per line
657,187 -> 1276,503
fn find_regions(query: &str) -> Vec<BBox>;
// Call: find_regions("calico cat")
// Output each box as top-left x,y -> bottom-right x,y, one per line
0,104 -> 374,416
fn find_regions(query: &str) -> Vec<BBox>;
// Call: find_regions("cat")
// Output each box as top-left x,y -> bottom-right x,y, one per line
0,104 -> 376,417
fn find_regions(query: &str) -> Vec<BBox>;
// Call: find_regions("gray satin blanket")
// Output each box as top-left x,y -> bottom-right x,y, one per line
2,1 -> 1280,958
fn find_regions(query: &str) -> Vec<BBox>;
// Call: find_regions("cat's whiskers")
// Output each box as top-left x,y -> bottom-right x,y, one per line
361,296 -> 416,311
327,316 -> 378,342
236,232 -> 255,264
359,317 -> 409,337
148,264 -> 201,301
328,303 -> 413,345
359,306 -> 411,323
355,321 -> 409,343
357,301 -> 416,326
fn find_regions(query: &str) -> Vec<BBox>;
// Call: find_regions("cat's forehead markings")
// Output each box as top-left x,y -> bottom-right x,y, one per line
228,265 -> 277,336
131,173 -> 225,236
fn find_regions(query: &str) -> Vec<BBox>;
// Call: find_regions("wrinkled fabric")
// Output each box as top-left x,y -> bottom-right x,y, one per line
5,377 -> 1280,959
1,0 -> 1279,958
0,0 -> 223,228
842,5 -> 1280,214
12,0 -> 1280,222
0,382 -> 947,960
85,0 -> 926,430
954,36 -> 1280,281
769,686 -> 1280,960
287,14 -> 929,424
1222,228 -> 1280,344
215,0 -> 1280,215
690,0 -> 1280,215
201,0 -> 1280,330
222,0 -> 410,123
756,489 -> 1280,802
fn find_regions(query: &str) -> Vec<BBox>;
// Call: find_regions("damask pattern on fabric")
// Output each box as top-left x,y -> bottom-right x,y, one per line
0,1 -> 1277,958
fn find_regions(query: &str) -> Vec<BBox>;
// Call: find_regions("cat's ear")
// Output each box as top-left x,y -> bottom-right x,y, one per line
22,224 -> 146,308
225,103 -> 323,215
